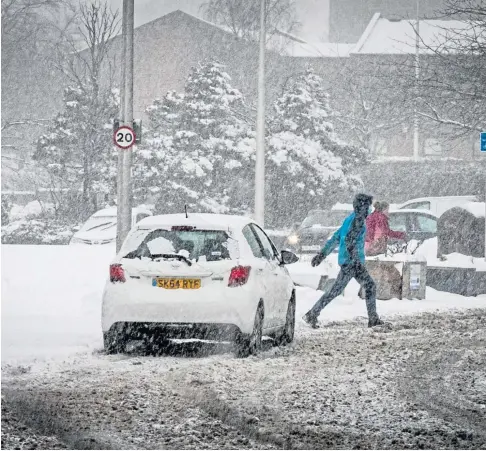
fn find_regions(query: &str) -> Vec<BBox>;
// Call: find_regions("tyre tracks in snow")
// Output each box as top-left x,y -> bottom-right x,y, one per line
399,338 -> 486,442
3,309 -> 486,449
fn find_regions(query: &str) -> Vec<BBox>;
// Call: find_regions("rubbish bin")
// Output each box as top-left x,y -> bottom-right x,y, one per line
402,260 -> 427,299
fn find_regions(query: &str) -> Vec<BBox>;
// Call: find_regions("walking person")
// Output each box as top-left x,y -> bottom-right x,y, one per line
365,201 -> 406,256
303,193 -> 386,329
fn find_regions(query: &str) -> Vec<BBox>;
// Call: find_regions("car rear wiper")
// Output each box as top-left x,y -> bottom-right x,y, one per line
150,253 -> 192,266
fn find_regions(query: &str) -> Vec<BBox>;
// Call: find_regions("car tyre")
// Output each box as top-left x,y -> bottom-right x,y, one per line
235,303 -> 264,358
275,291 -> 296,346
103,324 -> 126,354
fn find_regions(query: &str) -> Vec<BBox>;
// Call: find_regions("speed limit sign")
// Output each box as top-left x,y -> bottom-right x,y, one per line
114,125 -> 136,149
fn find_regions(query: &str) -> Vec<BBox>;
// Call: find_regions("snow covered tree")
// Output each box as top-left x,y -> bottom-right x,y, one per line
34,85 -> 119,218
273,69 -> 369,170
136,62 -> 255,215
201,0 -> 300,42
266,69 -> 368,226
33,1 -> 120,219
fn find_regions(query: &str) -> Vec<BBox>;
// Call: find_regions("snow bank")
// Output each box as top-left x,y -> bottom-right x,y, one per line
287,254 -> 340,289
415,237 -> 486,270
295,283 -> 486,327
1,245 -> 115,364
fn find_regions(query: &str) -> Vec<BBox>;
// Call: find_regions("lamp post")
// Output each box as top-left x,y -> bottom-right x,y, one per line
116,0 -> 134,251
254,0 -> 266,226
413,0 -> 420,162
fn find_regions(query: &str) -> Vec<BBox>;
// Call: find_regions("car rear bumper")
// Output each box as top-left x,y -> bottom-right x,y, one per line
107,321 -> 241,341
101,280 -> 259,335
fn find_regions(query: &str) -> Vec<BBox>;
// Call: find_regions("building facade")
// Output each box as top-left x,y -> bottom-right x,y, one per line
329,0 -> 449,43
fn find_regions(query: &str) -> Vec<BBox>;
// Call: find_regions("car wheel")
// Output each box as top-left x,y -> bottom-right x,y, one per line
235,303 -> 264,358
276,291 -> 296,346
103,324 -> 126,354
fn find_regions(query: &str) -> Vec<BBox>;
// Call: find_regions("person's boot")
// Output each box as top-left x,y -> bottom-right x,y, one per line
368,316 -> 391,328
302,312 -> 319,329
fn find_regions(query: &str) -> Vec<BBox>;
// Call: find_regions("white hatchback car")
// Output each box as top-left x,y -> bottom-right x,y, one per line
70,207 -> 153,245
102,214 -> 298,357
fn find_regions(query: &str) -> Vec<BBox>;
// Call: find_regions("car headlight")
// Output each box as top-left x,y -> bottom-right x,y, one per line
287,234 -> 299,245
70,237 -> 84,244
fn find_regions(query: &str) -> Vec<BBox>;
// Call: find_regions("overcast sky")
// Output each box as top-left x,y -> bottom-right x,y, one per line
106,0 -> 329,42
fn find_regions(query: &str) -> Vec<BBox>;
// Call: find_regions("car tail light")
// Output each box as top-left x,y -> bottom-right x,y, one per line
110,264 -> 125,283
228,266 -> 251,287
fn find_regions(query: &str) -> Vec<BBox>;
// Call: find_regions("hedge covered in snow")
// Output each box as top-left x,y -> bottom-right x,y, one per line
2,219 -> 77,245
1,200 -> 78,245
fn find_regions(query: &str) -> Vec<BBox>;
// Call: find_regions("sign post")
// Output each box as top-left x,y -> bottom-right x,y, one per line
116,0 -> 135,252
114,125 -> 136,150
480,132 -> 486,152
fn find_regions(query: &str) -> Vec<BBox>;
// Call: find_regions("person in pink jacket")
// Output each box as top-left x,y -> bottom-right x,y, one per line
365,202 -> 406,256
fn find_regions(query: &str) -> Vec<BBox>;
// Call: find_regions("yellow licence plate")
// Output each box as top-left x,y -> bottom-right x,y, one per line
154,278 -> 201,289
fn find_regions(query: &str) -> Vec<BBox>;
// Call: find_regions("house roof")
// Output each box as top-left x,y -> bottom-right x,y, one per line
284,41 -> 355,58
352,12 -> 475,55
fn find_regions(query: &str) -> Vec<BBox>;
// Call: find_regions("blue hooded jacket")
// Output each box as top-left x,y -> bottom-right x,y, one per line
320,213 -> 366,266
319,194 -> 373,266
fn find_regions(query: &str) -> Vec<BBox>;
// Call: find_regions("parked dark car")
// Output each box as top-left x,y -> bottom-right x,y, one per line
285,208 -> 438,255
284,209 -> 350,255
388,209 -> 438,243
265,229 -> 290,252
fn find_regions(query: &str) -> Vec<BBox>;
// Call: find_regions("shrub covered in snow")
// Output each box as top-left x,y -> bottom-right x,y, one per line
266,69 -> 368,225
9,201 -> 55,221
2,200 -> 80,244
135,61 -> 255,215
1,219 -> 77,245
438,207 -> 485,258
134,64 -> 367,226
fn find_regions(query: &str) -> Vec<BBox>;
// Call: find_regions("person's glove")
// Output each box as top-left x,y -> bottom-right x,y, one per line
311,253 -> 325,267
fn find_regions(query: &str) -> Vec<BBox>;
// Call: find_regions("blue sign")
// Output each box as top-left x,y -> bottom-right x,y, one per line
481,132 -> 486,152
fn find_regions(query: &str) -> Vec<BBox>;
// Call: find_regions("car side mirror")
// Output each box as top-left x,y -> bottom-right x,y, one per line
281,249 -> 299,265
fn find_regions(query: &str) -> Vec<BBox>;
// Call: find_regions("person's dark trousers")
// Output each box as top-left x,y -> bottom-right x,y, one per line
308,262 -> 378,321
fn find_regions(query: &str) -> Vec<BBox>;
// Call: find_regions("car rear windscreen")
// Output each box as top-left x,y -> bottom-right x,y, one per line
122,228 -> 236,262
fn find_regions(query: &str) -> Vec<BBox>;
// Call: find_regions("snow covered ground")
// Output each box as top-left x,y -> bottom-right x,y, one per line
2,244 -> 486,365
1,245 -> 114,363
2,244 -> 486,449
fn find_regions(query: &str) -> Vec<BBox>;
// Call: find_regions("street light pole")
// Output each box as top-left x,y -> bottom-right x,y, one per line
413,0 -> 420,162
116,0 -> 134,251
254,0 -> 266,226
116,0 -> 128,252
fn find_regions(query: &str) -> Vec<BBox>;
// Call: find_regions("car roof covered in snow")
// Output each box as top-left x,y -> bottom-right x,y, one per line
401,196 -> 477,203
389,209 -> 438,218
136,213 -> 257,230
93,206 -> 152,217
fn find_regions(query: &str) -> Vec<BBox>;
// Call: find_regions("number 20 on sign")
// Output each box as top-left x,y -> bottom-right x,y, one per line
114,126 -> 136,149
